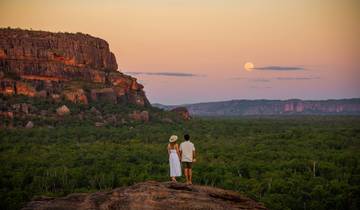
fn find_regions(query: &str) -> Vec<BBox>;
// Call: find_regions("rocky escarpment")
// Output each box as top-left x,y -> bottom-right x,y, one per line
0,28 -> 149,106
22,181 -> 267,210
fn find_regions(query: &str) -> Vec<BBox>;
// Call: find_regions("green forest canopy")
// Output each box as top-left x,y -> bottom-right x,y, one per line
0,116 -> 359,210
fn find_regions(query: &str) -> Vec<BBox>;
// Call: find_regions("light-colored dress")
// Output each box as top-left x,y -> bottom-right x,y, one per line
169,149 -> 182,177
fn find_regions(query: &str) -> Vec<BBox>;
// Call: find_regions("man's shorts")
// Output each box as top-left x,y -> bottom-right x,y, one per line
182,161 -> 192,169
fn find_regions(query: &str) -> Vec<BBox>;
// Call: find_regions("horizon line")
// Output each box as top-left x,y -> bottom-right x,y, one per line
151,97 -> 360,106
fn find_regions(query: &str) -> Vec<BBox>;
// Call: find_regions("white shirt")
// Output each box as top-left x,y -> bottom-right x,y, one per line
179,141 -> 195,162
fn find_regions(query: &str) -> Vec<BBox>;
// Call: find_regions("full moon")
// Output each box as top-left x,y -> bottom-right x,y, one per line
244,62 -> 254,72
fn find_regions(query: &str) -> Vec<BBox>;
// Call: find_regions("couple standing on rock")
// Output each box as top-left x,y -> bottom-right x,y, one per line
167,134 -> 196,184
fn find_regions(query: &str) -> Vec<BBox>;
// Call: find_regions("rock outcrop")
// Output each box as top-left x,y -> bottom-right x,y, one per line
171,107 -> 191,120
0,28 -> 149,107
56,105 -> 70,116
25,121 -> 34,128
22,181 -> 267,210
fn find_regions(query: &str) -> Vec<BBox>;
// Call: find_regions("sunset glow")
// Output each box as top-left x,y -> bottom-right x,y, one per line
0,0 -> 359,104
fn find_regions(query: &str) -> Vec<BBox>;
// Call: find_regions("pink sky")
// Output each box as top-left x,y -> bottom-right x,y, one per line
1,0 -> 359,104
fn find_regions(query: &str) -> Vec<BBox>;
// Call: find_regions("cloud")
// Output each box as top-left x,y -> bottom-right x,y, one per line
229,76 -> 320,83
254,66 -> 305,71
249,86 -> 272,89
125,71 -> 205,77
229,77 -> 270,82
276,76 -> 320,80
229,77 -> 247,80
251,78 -> 270,82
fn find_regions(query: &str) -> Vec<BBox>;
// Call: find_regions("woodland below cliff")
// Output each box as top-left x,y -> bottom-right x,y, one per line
1,116 -> 359,210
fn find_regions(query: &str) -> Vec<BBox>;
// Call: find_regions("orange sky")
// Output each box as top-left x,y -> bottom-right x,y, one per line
1,0 -> 359,104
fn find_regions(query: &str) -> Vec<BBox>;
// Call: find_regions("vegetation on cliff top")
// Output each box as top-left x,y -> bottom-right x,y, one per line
0,94 -> 184,128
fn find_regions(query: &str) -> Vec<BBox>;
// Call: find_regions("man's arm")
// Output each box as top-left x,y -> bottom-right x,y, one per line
192,145 -> 196,162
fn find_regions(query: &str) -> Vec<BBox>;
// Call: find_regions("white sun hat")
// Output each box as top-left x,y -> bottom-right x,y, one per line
169,135 -> 178,143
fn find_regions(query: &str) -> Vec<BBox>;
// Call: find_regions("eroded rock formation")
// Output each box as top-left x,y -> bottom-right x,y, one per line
22,181 -> 267,210
171,107 -> 191,120
0,28 -> 149,106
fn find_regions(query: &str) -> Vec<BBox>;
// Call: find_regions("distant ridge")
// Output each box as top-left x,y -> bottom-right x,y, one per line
153,98 -> 360,116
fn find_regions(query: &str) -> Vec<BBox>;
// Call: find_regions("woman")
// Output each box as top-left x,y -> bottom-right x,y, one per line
168,135 -> 182,182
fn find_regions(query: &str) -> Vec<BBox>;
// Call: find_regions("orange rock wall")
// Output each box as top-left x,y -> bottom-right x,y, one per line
0,28 -> 150,106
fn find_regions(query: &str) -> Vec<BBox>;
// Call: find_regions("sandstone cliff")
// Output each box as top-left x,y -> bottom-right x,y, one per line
22,181 -> 267,210
0,28 -> 149,106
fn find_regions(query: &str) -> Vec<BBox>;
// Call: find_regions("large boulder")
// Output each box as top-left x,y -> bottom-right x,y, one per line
25,121 -> 34,129
56,105 -> 70,116
22,181 -> 267,210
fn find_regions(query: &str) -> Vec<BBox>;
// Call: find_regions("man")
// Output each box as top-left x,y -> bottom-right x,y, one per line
179,134 -> 196,185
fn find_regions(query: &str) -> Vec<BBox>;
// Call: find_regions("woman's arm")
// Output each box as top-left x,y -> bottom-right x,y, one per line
167,144 -> 170,156
176,144 -> 181,159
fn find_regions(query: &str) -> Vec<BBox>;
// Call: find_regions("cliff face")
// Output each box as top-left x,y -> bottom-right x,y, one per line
154,99 -> 360,116
0,28 -> 149,106
22,181 -> 267,210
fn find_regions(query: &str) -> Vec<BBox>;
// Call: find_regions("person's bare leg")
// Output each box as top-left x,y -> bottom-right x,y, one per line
184,168 -> 189,184
171,176 -> 176,182
189,169 -> 192,185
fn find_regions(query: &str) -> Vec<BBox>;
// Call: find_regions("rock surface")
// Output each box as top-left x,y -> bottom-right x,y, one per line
0,28 -> 149,107
22,181 -> 267,210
